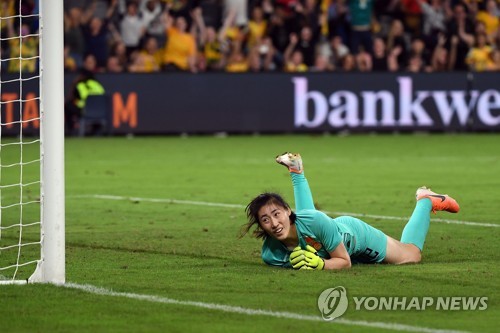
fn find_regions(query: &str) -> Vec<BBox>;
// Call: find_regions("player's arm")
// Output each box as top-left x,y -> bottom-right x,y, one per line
323,242 -> 351,270
305,211 -> 351,269
301,243 -> 351,270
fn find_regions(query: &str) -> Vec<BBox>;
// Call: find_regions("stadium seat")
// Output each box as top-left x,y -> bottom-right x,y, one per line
79,94 -> 112,137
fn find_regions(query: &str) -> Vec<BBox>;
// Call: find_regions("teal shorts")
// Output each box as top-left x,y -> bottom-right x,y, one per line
334,216 -> 388,264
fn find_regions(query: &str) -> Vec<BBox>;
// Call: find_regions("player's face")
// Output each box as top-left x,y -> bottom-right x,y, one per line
258,203 -> 292,241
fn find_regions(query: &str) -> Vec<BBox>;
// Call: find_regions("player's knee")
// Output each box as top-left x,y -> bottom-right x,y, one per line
402,247 -> 421,264
384,238 -> 422,264
408,251 -> 421,264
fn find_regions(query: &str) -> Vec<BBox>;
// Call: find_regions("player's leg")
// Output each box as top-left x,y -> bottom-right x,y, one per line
383,198 -> 432,264
335,216 -> 419,265
383,236 -> 423,264
275,152 -> 316,211
384,187 -> 460,264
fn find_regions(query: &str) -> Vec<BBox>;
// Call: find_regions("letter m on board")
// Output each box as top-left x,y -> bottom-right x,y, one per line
113,92 -> 138,128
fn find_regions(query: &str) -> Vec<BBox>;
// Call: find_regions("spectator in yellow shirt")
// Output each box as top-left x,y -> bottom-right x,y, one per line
476,0 -> 499,39
284,33 -> 308,72
225,40 -> 249,72
163,11 -> 197,72
466,33 -> 496,71
6,20 -> 39,73
0,0 -> 15,31
247,7 -> 267,49
202,27 -> 225,71
129,37 -> 163,72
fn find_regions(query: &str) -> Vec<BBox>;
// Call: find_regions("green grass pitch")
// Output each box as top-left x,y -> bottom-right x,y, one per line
1,134 -> 499,333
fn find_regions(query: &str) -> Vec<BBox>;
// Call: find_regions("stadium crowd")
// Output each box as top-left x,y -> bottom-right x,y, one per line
1,0 -> 500,73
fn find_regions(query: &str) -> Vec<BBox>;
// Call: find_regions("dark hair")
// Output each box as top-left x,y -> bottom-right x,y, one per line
79,68 -> 94,81
240,192 -> 296,239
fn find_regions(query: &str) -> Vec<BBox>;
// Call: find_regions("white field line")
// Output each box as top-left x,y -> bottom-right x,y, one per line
73,194 -> 499,228
63,282 -> 469,333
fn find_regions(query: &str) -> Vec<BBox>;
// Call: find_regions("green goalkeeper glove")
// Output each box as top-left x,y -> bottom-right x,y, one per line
289,246 -> 307,269
303,245 -> 325,270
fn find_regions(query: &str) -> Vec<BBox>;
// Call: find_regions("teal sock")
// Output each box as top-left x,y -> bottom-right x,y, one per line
400,199 -> 432,251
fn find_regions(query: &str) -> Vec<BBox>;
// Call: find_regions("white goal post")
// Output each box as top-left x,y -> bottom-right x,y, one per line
0,0 -> 65,284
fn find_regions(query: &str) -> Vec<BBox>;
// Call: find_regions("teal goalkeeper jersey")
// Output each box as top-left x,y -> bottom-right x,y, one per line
261,210 -> 387,267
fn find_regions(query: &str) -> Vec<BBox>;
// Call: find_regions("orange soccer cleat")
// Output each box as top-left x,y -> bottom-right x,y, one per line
416,186 -> 460,214
275,152 -> 303,174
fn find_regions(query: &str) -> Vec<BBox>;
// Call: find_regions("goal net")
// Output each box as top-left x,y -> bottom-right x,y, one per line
0,0 -> 65,284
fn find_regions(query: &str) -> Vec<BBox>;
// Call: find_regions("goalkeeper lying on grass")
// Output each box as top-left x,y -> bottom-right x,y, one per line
242,153 -> 460,270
